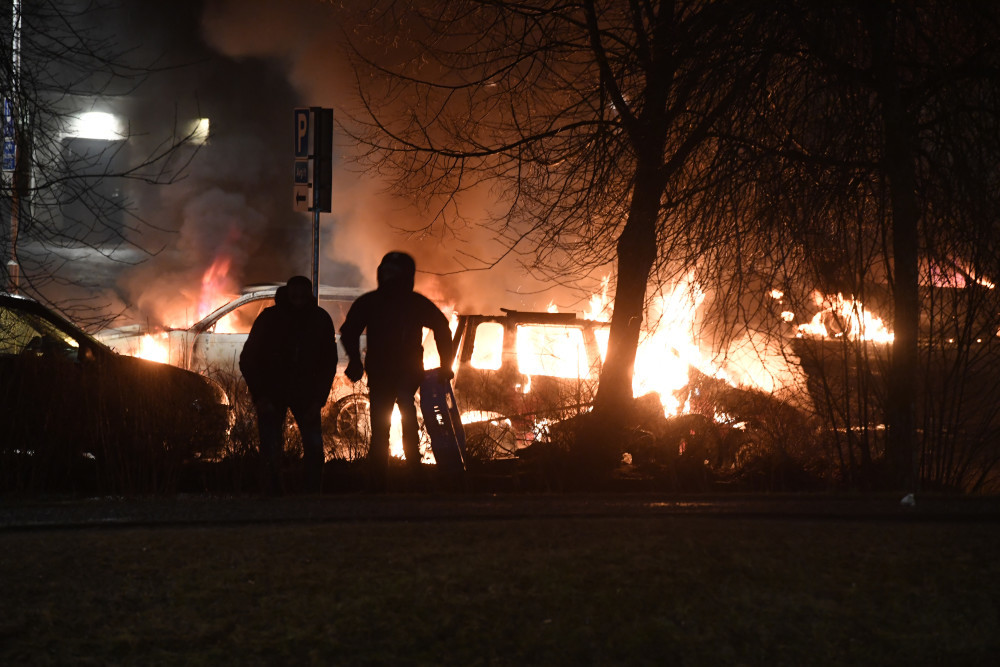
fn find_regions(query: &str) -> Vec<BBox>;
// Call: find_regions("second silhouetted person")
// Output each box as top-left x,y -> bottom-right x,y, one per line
340,251 -> 454,491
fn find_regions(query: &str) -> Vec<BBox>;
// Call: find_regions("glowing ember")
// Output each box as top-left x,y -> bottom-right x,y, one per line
796,292 -> 894,343
461,410 -> 508,424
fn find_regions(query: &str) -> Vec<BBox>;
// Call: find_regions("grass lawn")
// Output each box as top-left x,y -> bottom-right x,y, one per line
2,499 -> 998,666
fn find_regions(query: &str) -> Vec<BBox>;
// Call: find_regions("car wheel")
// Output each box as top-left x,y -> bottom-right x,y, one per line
324,394 -> 371,461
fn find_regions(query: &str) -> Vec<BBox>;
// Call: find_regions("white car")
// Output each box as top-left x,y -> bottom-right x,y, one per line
97,284 -> 372,459
98,283 -> 365,378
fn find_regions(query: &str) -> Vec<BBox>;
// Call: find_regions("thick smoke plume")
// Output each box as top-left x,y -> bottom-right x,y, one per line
197,0 -> 577,315
98,0 -> 595,330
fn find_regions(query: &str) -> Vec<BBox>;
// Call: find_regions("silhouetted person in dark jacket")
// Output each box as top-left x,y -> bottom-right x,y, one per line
340,252 -> 454,491
240,276 -> 337,494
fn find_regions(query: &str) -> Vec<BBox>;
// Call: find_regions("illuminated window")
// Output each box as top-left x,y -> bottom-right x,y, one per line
66,111 -> 124,140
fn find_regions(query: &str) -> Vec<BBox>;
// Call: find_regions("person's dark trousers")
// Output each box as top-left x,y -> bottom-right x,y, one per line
256,399 -> 325,494
254,398 -> 286,495
367,374 -> 422,491
289,401 -> 325,494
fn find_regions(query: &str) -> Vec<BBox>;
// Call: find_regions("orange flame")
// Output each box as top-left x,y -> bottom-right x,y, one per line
631,273 -> 715,416
136,332 -> 170,364
796,292 -> 894,343
198,255 -> 238,331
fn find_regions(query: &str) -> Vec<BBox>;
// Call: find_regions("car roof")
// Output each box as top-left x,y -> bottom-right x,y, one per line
238,283 -> 367,300
1,292 -> 111,351
191,284 -> 366,332
0,291 -> 36,302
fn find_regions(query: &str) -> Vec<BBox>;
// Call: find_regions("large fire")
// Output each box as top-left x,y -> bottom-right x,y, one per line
122,254 -> 899,462
136,332 -> 171,364
457,273 -> 897,422
631,273 -> 713,416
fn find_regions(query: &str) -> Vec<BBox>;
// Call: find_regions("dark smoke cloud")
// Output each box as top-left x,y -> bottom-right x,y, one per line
197,0 -> 571,315
95,0 -> 592,329
107,0 -> 326,326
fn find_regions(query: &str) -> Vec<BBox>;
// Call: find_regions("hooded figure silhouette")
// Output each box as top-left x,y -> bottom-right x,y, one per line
240,275 -> 337,494
340,252 -> 454,491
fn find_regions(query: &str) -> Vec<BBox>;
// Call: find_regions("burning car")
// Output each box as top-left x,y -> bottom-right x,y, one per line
95,292 -> 611,464
96,283 -> 371,459
0,292 -> 231,492
450,309 -> 610,458
96,283 -> 366,380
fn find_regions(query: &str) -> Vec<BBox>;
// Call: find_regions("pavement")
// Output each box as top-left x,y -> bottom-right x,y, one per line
3,491 -> 999,531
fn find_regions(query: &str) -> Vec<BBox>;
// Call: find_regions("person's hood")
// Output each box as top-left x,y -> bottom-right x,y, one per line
376,251 -> 416,293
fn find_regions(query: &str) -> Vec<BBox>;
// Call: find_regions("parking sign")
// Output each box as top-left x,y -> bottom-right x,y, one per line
294,108 -> 311,158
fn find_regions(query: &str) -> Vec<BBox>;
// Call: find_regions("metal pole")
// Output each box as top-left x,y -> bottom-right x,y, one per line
312,206 -> 320,298
6,0 -> 21,293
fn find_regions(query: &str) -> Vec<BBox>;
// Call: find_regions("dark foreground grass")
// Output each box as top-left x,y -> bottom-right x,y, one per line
2,510 -> 999,666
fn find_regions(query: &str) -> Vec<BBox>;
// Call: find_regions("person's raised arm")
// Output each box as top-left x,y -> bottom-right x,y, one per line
340,299 -> 366,382
426,303 -> 454,382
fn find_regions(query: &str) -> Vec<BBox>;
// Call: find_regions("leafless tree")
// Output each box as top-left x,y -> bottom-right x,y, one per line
343,0 -> 1000,490
342,0 -> 773,426
1,0 -> 205,321
705,0 -> 1000,490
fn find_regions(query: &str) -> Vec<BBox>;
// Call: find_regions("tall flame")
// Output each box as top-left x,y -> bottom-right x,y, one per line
198,255 -> 237,332
631,272 -> 714,416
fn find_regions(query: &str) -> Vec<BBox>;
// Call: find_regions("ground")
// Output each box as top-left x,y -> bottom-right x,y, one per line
2,493 -> 999,665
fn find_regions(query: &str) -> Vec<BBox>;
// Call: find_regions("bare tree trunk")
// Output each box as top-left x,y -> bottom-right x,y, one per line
593,159 -> 663,423
869,5 -> 919,492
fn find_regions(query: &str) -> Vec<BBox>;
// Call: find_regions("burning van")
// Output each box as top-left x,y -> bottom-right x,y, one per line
450,309 -> 610,458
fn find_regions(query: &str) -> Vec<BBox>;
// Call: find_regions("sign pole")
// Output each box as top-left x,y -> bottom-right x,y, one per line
312,189 -> 320,297
293,107 -> 332,300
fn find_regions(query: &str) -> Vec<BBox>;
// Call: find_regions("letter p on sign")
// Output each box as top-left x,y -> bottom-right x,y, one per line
294,108 -> 311,158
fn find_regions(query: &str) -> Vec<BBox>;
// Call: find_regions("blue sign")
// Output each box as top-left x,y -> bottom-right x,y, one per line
294,108 -> 311,158
294,159 -> 310,184
3,138 -> 15,171
2,98 -> 12,138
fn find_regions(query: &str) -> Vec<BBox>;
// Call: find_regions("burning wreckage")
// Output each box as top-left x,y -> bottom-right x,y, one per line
96,279 -> 822,485
92,257 -> 1000,490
